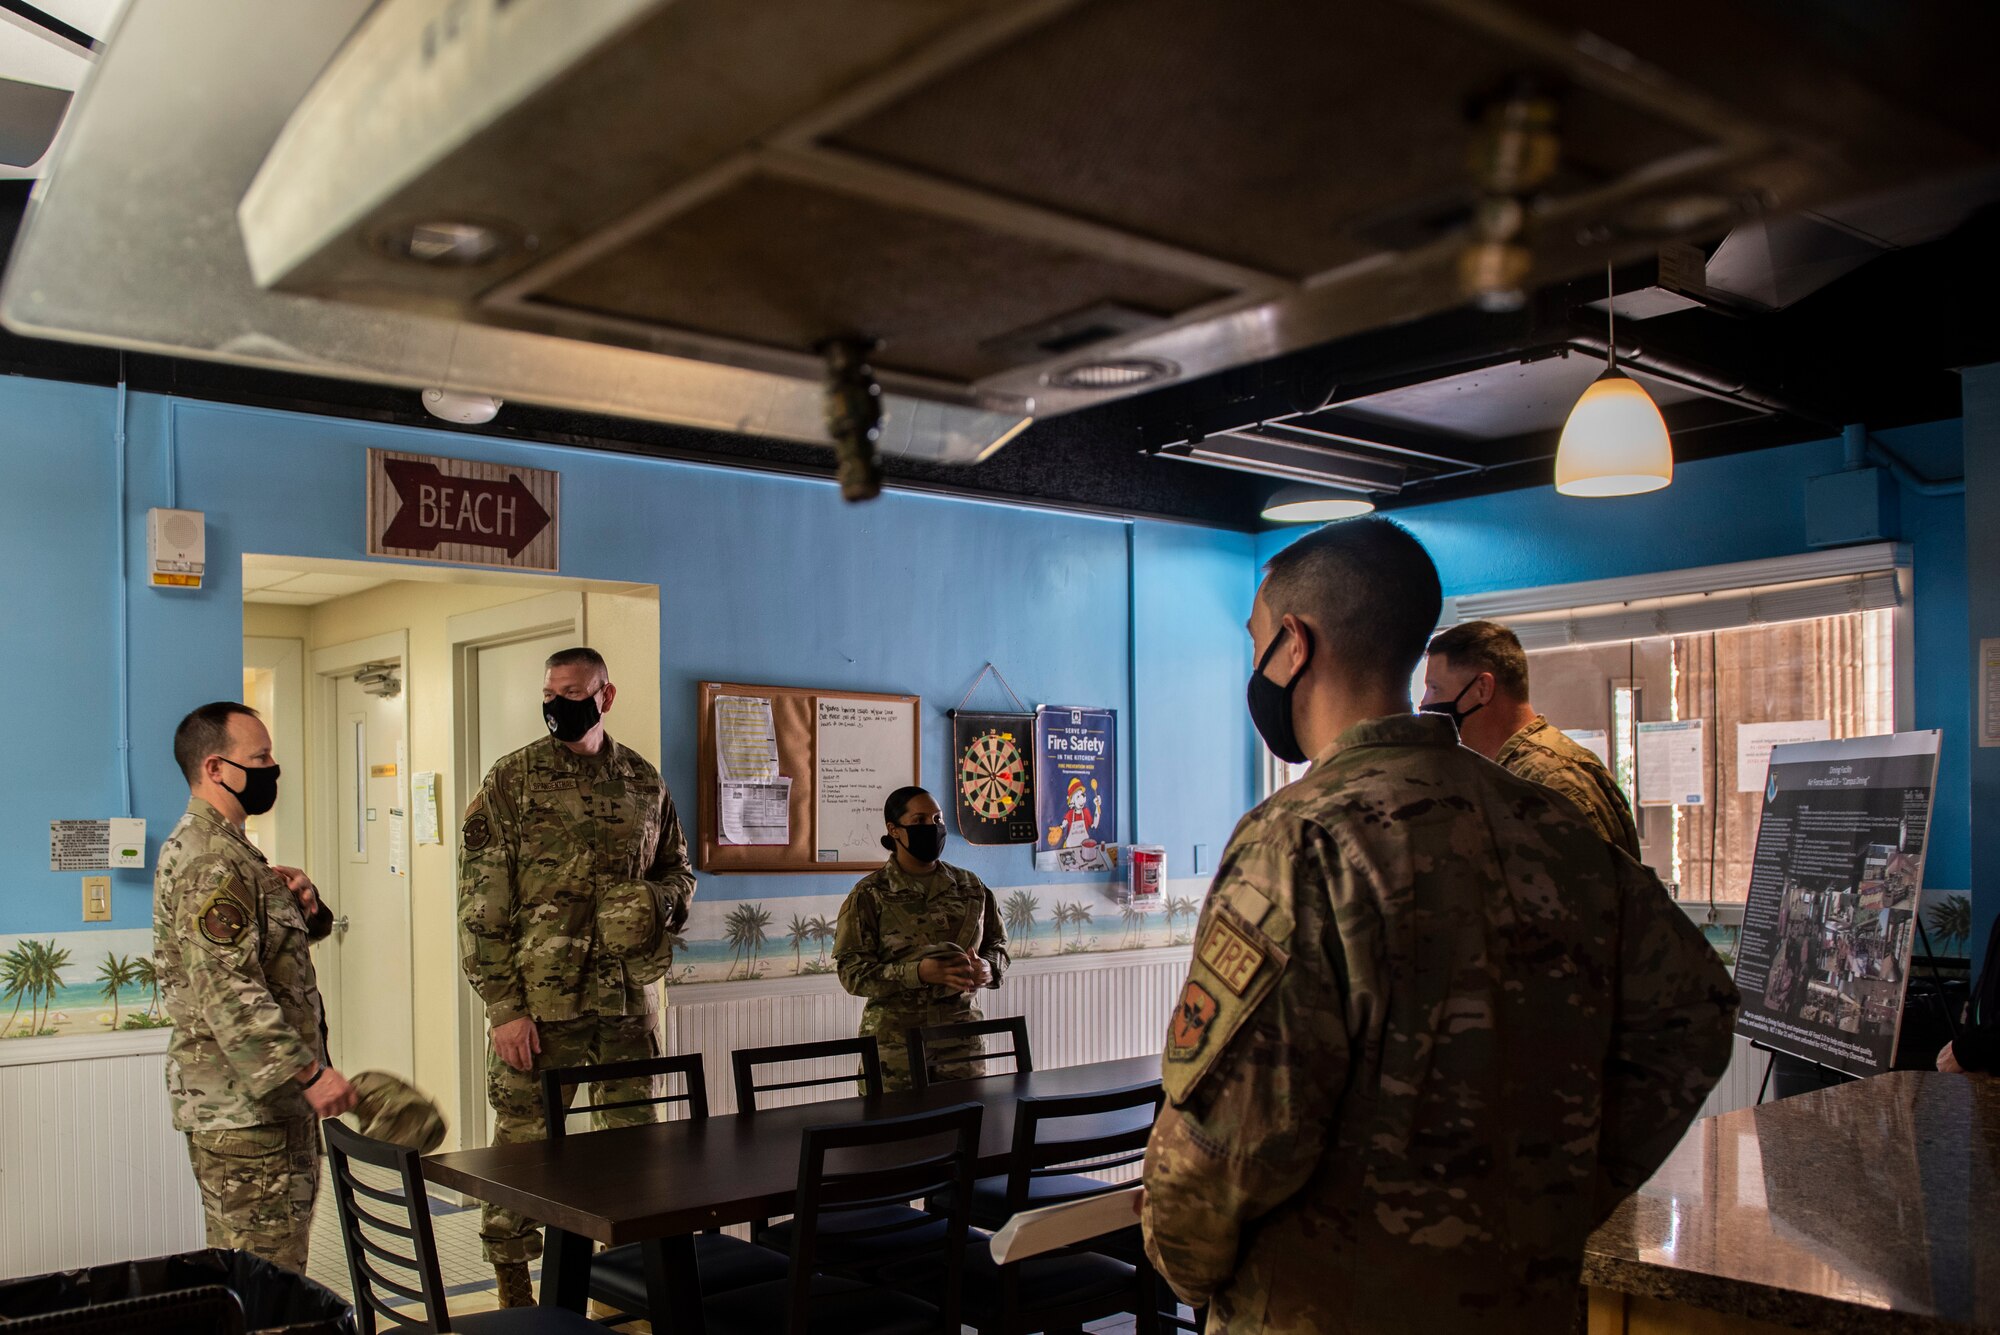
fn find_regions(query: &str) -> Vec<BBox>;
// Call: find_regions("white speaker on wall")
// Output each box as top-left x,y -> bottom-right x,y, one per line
147,508 -> 205,589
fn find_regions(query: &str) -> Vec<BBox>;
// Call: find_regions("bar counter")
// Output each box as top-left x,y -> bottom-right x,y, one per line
1584,1071 -> 2000,1334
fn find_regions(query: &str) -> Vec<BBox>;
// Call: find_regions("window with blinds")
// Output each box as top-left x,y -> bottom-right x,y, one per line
1256,546 -> 1910,923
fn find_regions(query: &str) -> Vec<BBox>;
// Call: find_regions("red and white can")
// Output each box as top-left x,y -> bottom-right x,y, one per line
1128,845 -> 1166,901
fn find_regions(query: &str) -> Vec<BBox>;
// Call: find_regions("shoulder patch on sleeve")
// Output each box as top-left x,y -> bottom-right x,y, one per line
1164,907 -> 1288,1105
463,811 -> 492,852
199,892 -> 251,946
1168,980 -> 1219,1056
1197,915 -> 1269,996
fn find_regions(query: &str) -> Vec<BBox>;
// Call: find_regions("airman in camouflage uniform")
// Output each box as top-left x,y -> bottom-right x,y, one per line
834,858 -> 1009,1090
157,702 -> 354,1275
1145,522 -> 1737,1334
457,648 -> 694,1288
1498,714 -> 1643,856
1423,619 -> 1642,857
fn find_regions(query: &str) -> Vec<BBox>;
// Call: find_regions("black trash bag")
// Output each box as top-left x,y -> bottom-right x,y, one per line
0,1248 -> 355,1334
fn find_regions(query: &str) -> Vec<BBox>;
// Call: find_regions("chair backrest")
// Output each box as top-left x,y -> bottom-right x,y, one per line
0,1286 -> 248,1335
732,1036 -> 882,1112
785,1102 -> 984,1334
904,1015 -> 1032,1091
1005,1081 -> 1162,1218
321,1117 -> 453,1334
540,1051 -> 709,1140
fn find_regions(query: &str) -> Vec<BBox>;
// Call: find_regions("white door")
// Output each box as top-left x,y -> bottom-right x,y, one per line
324,668 -> 415,1078
475,632 -> 573,779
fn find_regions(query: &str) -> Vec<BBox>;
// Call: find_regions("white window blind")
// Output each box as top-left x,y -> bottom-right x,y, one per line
1500,571 -> 1901,651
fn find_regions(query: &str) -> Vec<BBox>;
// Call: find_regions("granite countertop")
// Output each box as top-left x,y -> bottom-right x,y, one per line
1584,1071 -> 2000,1333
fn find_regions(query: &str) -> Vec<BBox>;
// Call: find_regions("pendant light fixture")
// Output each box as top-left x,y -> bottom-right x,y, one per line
1261,484 -> 1376,523
1554,266 -> 1674,496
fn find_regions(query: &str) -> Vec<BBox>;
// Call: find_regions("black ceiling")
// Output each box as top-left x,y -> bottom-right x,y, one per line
1,178 -> 1991,531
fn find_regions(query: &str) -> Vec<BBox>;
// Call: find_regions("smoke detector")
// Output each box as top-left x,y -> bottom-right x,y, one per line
421,387 -> 503,424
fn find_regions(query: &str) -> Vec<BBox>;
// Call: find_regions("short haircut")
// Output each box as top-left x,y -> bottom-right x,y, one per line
544,646 -> 609,685
1427,620 -> 1531,698
174,702 -> 260,785
1259,516 -> 1442,691
883,786 -> 932,826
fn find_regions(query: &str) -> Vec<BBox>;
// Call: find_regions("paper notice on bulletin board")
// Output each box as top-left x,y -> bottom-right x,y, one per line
815,698 -> 915,863
1638,719 -> 1706,806
722,778 -> 791,845
716,695 -> 780,782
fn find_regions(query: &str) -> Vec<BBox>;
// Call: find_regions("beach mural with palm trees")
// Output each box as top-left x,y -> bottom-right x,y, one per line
667,879 -> 1211,983
1,883 -> 1217,1041
0,929 -> 167,1040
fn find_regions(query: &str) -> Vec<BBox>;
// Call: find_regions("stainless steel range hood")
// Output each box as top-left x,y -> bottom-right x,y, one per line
8,0 -> 1996,466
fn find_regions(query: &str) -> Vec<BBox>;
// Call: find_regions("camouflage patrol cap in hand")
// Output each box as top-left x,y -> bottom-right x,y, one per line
349,1070 -> 447,1153
596,878 -> 662,960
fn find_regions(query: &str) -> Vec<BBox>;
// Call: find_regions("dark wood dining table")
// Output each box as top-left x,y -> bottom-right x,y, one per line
425,1054 -> 1163,1334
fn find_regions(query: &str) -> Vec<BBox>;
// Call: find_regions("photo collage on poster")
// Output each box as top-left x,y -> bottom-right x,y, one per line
1730,732 -> 1941,1077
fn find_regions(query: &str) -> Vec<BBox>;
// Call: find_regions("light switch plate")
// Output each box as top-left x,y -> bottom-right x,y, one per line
1193,843 -> 1209,875
82,876 -> 112,922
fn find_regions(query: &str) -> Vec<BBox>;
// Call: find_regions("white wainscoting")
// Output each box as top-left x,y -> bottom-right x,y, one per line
663,947 -> 1194,1115
0,1031 -> 204,1281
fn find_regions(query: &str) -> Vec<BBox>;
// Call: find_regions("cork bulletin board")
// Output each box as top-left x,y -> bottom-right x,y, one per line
696,680 -> 921,873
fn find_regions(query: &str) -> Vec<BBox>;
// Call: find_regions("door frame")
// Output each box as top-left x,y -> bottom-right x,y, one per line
309,629 -> 413,1075
447,591 -> 584,1149
243,635 -> 306,866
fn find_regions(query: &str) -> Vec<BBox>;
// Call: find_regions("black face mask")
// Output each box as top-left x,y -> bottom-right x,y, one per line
543,692 -> 602,743
1421,677 -> 1486,732
898,822 -> 947,864
216,757 -> 281,817
1247,625 -> 1312,765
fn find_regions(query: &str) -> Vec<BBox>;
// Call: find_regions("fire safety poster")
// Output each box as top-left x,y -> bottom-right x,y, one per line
1033,706 -> 1117,871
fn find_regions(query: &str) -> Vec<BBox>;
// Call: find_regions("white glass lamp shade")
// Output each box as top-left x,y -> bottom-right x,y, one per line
1554,371 -> 1674,497
1260,485 -> 1376,523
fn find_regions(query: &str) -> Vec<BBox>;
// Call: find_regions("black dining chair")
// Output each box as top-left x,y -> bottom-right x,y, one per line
925,1082 -> 1166,1335
731,1036 -> 884,1112
702,1102 -> 985,1335
539,1052 -> 789,1325
904,1016 -> 1032,1092
322,1117 -> 602,1333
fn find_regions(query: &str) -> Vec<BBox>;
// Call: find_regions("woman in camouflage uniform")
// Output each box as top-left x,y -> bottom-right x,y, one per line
833,786 -> 1008,1090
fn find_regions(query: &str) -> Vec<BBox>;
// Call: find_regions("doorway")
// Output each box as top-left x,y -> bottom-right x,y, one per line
311,632 -> 415,1079
447,591 -> 585,1147
243,557 -> 661,1149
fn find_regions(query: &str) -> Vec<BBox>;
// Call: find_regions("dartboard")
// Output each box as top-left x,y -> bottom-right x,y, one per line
951,713 -> 1037,844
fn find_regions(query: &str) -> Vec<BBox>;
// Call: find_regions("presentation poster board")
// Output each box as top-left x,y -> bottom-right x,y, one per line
696,681 -> 919,873
1730,730 -> 1942,1078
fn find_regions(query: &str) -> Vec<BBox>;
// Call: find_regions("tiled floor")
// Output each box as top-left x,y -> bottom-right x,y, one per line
303,1171 -> 1165,1332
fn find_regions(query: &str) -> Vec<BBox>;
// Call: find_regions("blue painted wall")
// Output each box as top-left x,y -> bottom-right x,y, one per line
1257,421 -> 1972,892
0,378 -> 1256,937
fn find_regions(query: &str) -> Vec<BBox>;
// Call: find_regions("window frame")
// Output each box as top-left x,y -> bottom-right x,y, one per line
1254,545 -> 1915,805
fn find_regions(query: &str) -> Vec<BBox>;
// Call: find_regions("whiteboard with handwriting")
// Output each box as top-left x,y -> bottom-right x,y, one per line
815,698 -> 917,863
